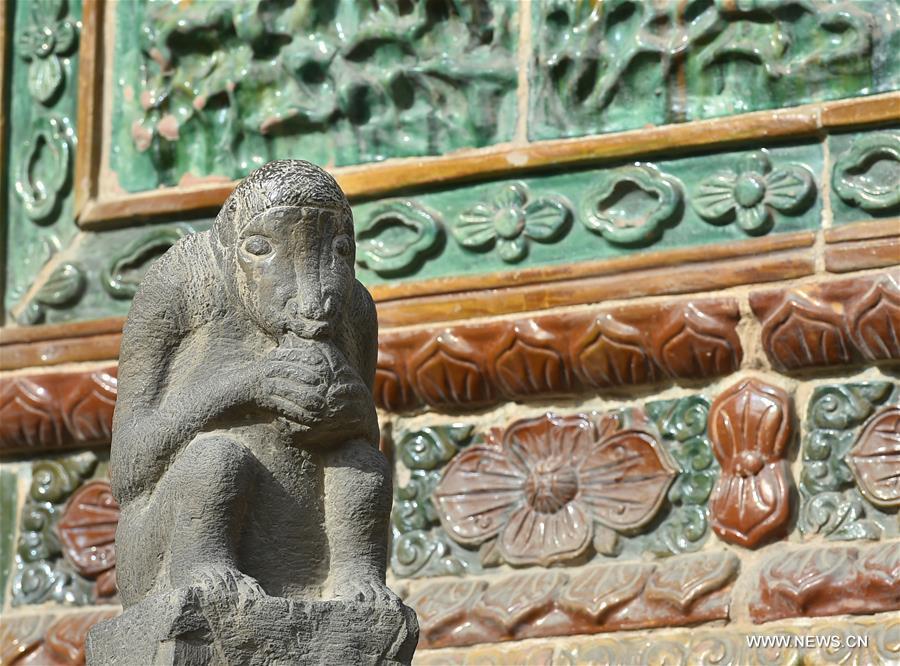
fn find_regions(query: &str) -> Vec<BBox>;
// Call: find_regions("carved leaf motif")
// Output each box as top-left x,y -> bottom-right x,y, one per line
573,313 -> 658,387
35,263 -> 84,307
709,379 -> 792,462
0,614 -> 54,664
61,372 -> 117,442
432,445 -> 527,545
708,379 -> 793,548
58,481 -> 120,580
847,407 -> 900,508
374,345 -> 418,412
28,56 -> 64,104
473,570 -> 567,630
44,609 -> 118,664
643,552 -> 739,612
652,303 -> 742,379
760,293 -> 852,371
577,427 -> 679,533
494,338 -> 567,398
0,379 -> 62,450
832,132 -> 900,211
405,580 -> 487,634
847,277 -> 900,361
763,547 -> 853,611
410,332 -> 493,408
493,324 -> 569,398
559,563 -> 652,620
580,164 -> 684,246
355,200 -> 443,277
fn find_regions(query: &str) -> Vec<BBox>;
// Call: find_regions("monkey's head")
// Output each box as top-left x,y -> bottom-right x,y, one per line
213,160 -> 357,342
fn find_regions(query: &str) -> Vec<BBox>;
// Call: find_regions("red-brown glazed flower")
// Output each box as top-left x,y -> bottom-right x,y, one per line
432,412 -> 678,566
708,378 -> 793,548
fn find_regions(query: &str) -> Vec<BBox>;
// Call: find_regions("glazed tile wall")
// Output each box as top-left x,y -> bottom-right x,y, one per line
529,1 -> 900,140
3,0 -> 900,663
108,0 -> 521,192
4,0 -> 82,324
104,0 -> 900,192
2,370 -> 898,661
8,128 -> 900,325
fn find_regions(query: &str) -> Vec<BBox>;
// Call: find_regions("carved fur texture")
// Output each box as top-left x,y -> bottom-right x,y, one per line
88,160 -> 417,666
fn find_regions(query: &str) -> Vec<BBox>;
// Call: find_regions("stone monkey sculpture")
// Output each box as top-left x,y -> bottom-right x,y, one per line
89,160 -> 417,665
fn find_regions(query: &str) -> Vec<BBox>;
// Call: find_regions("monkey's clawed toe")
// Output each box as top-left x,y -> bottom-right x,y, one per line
189,564 -> 268,605
334,579 -> 402,607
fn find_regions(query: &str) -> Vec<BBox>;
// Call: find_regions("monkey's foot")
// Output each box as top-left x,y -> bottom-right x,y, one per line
188,564 -> 268,606
334,578 -> 402,606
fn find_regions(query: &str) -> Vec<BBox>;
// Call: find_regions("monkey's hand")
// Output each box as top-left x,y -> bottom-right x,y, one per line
254,346 -> 330,426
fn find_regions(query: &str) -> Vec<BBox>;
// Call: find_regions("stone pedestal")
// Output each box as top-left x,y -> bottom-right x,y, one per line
87,589 -> 418,666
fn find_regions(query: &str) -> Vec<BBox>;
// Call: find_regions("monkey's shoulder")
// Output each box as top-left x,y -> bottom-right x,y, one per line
127,232 -> 224,328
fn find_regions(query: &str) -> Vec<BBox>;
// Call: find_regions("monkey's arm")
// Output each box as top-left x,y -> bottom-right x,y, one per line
110,256 -> 251,504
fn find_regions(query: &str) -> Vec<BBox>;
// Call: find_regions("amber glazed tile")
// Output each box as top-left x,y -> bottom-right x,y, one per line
750,271 -> 900,372
406,550 -> 738,649
708,378 -> 794,548
749,541 -> 900,623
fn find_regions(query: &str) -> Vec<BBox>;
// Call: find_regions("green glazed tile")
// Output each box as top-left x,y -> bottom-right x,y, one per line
0,467 -> 19,606
109,0 -> 519,193
829,128 -> 900,224
529,1 -> 900,141
5,0 -> 82,322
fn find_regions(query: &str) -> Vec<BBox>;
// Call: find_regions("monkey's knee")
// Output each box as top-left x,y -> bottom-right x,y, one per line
325,439 -> 392,511
165,435 -> 259,528
171,435 -> 254,490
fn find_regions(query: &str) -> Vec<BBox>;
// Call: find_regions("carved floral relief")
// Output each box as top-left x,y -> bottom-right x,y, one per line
847,406 -> 900,509
800,382 -> 897,542
451,183 -> 571,263
692,151 -> 814,234
708,378 -> 794,548
15,0 -> 78,104
432,412 -> 678,567
11,452 -> 108,607
111,0 -> 518,191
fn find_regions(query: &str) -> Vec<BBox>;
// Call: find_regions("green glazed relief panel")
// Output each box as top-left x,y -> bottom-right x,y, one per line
389,396 -> 719,580
18,138 -> 826,324
829,128 -> 900,223
353,141 -> 823,286
529,0 -> 900,141
14,137 -> 829,324
109,0 -> 518,192
4,0 -> 82,323
799,382 -> 899,542
13,222 -> 206,325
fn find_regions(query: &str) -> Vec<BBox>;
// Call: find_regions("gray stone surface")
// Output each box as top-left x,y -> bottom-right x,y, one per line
87,160 -> 417,665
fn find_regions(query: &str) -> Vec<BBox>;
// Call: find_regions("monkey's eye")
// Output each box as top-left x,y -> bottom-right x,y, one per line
333,235 -> 352,258
243,236 -> 272,257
